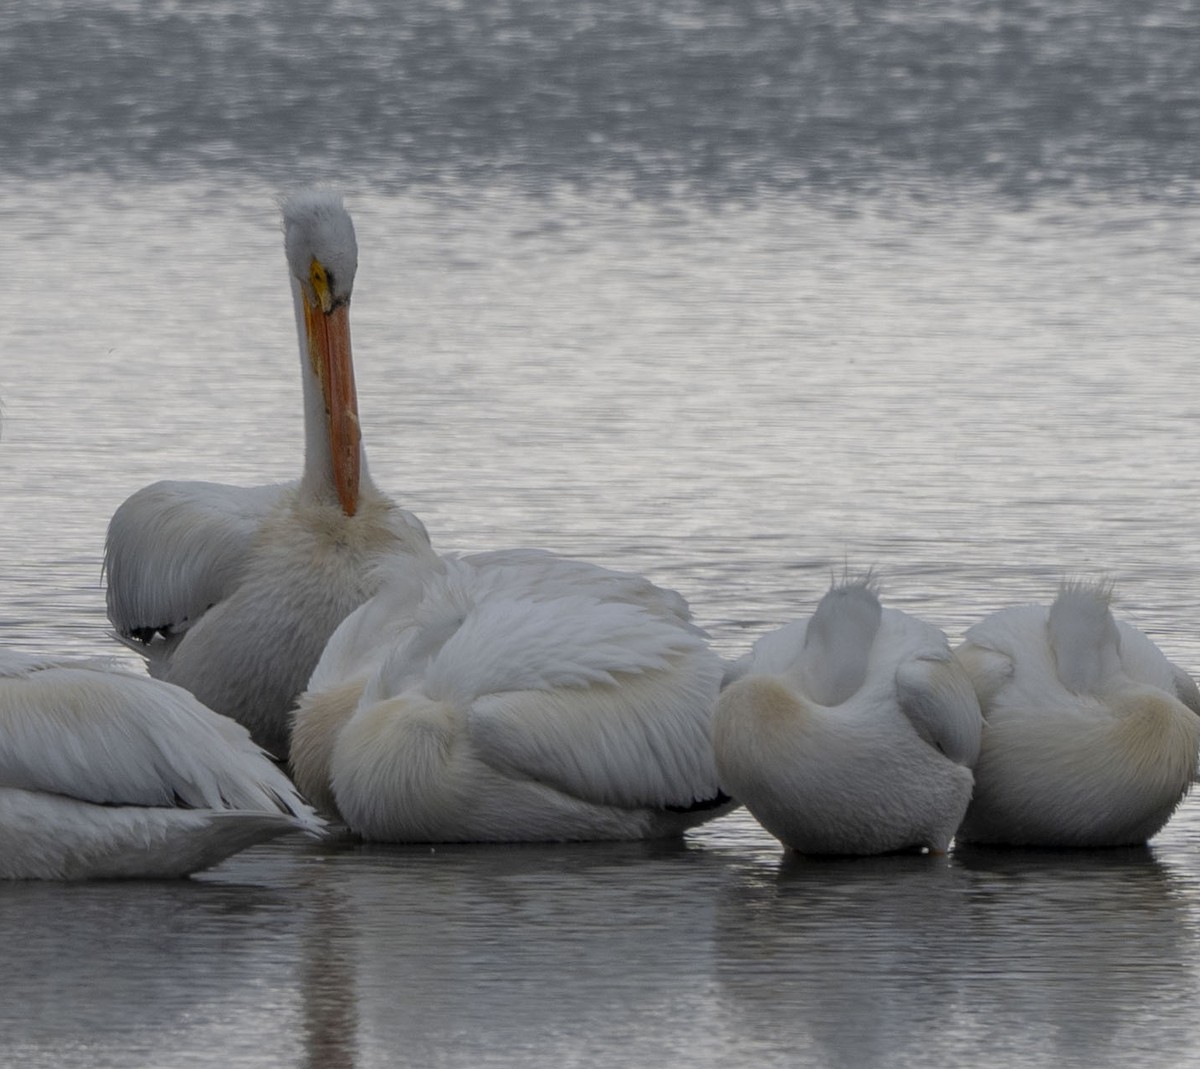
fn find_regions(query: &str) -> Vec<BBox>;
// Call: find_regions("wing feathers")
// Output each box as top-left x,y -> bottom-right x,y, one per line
361,556 -> 725,811
104,479 -> 289,642
0,653 -> 320,830
468,656 -> 722,810
895,653 -> 983,767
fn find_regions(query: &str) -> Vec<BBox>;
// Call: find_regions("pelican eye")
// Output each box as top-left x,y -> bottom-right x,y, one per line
309,258 -> 335,312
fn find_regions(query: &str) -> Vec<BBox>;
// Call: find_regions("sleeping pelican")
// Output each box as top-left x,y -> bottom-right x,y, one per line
954,581 -> 1200,847
0,649 -> 322,879
712,577 -> 982,856
290,550 -> 735,841
105,191 -> 438,759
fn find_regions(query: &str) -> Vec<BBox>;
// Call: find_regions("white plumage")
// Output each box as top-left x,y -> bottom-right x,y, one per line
291,551 -> 733,842
105,191 -> 437,759
955,581 -> 1200,847
713,578 -> 982,856
0,649 -> 322,880
106,190 -> 730,832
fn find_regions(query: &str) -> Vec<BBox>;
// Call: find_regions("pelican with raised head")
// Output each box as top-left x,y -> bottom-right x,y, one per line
954,580 -> 1200,847
105,191 -> 438,760
713,576 -> 983,856
0,649 -> 322,880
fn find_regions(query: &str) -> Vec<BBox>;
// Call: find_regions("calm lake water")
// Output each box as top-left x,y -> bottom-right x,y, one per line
3,2 -> 1200,1066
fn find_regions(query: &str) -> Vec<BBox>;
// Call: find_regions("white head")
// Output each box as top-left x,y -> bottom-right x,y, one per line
281,189 -> 363,516
282,189 -> 359,309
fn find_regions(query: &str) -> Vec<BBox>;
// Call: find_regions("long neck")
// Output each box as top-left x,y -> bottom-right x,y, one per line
291,276 -> 372,507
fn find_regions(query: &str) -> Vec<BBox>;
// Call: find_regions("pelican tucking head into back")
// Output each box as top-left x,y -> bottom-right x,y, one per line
954,580 -> 1200,848
713,576 -> 982,857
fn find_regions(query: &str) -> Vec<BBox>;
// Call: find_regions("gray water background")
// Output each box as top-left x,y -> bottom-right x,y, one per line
2,2 -> 1200,1066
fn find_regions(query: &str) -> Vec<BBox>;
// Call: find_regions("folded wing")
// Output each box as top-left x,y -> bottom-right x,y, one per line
104,479 -> 288,649
0,650 -> 319,827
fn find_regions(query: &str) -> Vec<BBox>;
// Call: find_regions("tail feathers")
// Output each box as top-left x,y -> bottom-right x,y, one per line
0,792 -> 317,881
60,810 -> 312,881
155,810 -> 315,875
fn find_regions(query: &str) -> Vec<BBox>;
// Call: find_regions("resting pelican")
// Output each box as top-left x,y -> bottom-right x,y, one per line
105,191 -> 438,759
0,649 -> 322,879
712,577 -> 982,856
290,550 -> 735,841
954,581 -> 1200,847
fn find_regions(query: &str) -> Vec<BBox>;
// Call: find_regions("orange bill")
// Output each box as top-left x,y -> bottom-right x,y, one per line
306,299 -> 361,516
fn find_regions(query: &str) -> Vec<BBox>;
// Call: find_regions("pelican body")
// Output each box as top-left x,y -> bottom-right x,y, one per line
955,582 -> 1200,848
105,192 -> 437,759
0,650 -> 321,880
291,550 -> 734,842
713,579 -> 982,856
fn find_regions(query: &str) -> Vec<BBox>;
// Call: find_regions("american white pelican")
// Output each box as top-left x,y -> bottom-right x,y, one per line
954,581 -> 1200,847
712,577 -> 982,856
290,550 -> 735,841
105,191 -> 438,759
0,649 -> 322,879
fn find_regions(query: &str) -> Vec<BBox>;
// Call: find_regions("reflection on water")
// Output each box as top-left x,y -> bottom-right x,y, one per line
0,871 -> 309,1066
952,846 -> 1197,1063
4,0 -> 1200,1066
299,855 -> 360,1069
10,815 -> 1200,1069
717,852 -> 979,1068
320,837 -> 731,1065
716,843 -> 1200,1069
